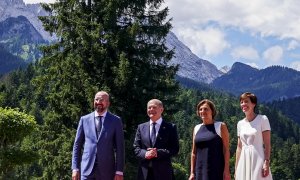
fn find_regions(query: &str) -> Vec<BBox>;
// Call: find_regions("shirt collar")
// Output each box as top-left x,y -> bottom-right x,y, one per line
95,110 -> 107,118
150,117 -> 162,125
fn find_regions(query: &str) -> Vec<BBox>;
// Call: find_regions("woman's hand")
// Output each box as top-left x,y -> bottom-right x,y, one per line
188,173 -> 195,180
224,171 -> 231,180
262,160 -> 270,177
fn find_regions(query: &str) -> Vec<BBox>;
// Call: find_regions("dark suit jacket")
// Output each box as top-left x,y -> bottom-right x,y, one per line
72,111 -> 124,179
133,120 -> 179,180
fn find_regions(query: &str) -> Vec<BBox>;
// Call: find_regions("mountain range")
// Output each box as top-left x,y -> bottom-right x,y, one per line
0,15 -> 46,64
166,32 -> 223,83
0,0 -> 300,103
0,0 -> 224,84
212,62 -> 300,102
0,45 -> 26,74
0,15 -> 44,43
0,0 -> 53,41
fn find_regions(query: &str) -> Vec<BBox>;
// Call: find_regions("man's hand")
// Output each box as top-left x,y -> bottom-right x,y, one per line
114,174 -> 123,180
72,171 -> 80,180
145,148 -> 157,159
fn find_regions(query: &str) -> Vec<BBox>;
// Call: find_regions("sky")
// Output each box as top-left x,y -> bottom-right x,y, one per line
23,0 -> 55,4
164,0 -> 300,71
23,0 -> 300,71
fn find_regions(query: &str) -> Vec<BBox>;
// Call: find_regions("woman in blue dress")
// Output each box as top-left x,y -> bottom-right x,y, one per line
189,99 -> 231,180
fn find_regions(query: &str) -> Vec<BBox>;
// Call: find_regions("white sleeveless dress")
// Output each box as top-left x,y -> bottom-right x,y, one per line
235,115 -> 273,180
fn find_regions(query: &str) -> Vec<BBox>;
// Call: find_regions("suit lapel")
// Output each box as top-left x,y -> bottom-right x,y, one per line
98,112 -> 111,141
143,122 -> 151,147
90,112 -> 98,140
155,120 -> 166,146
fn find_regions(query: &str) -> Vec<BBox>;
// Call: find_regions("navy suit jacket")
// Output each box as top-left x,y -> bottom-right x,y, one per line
133,120 -> 179,180
72,111 -> 124,179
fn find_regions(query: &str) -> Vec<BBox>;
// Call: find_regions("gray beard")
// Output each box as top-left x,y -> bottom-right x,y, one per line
95,106 -> 105,113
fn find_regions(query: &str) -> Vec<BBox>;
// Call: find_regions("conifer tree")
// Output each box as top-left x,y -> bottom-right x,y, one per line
31,0 -> 178,178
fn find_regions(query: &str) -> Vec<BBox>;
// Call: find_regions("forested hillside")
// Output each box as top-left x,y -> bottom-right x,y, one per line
0,46 -> 27,75
0,16 -> 46,66
212,62 -> 300,102
266,97 -> 300,124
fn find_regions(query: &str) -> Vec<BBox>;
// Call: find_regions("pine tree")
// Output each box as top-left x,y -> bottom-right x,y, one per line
30,0 -> 178,178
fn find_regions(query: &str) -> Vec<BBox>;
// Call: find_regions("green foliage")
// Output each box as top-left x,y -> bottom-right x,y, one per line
0,107 -> 38,177
0,107 -> 36,147
172,162 -> 188,179
0,0 -> 300,179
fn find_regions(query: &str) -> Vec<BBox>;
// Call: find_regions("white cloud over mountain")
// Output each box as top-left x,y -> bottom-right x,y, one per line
176,27 -> 230,58
290,61 -> 300,71
165,0 -> 300,70
288,40 -> 300,51
231,46 -> 259,61
263,46 -> 283,64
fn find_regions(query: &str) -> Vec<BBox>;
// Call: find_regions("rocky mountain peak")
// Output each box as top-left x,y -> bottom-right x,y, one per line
0,0 -> 24,6
229,62 -> 258,75
0,0 -> 54,41
0,15 -> 45,43
166,32 -> 223,84
0,1 -> 224,84
219,65 -> 230,73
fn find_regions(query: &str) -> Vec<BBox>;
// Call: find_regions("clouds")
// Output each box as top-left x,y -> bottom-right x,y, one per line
288,40 -> 300,51
263,46 -> 284,64
166,0 -> 300,40
22,0 -> 300,71
290,61 -> 300,71
230,45 -> 284,68
165,0 -> 300,70
231,46 -> 259,61
176,27 -> 230,58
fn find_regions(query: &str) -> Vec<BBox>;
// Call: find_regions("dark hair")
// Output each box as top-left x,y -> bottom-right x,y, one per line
240,92 -> 258,110
196,99 -> 217,119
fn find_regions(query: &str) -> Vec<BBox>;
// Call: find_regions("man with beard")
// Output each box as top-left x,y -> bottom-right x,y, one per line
133,99 -> 179,180
72,91 -> 125,180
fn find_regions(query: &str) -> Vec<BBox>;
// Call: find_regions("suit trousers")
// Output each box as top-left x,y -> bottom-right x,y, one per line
81,162 -> 101,180
146,167 -> 155,180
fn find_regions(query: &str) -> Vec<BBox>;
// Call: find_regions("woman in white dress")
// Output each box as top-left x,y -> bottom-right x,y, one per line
235,92 -> 273,180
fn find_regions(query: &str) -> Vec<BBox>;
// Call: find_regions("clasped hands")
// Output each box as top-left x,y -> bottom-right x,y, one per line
145,148 -> 157,159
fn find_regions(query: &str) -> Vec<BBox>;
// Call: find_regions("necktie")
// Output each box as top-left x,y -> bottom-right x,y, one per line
151,122 -> 157,146
96,116 -> 102,136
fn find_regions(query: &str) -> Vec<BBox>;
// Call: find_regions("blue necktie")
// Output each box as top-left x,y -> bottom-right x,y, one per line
96,116 -> 102,137
151,122 -> 157,146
